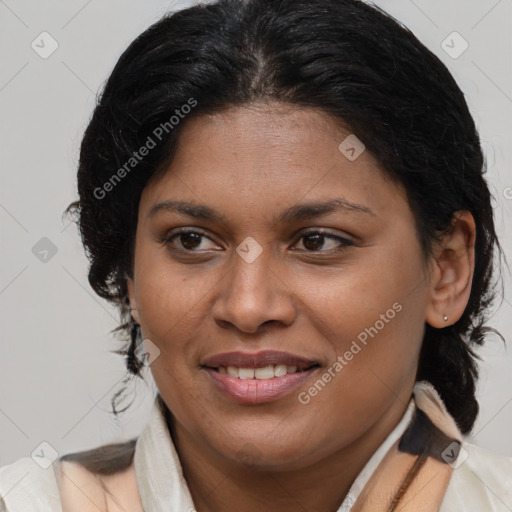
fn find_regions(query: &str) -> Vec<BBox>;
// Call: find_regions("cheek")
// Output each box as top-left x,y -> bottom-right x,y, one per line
134,264 -> 211,413
303,252 -> 421,342
134,243 -> 200,330
305,239 -> 427,383
305,291 -> 423,439
133,255 -> 224,372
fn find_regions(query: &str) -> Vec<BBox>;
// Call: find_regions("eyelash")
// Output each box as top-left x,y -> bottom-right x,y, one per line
295,230 -> 354,252
161,228 -> 354,254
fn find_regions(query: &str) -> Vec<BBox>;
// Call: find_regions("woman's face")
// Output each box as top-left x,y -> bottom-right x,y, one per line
128,102 -> 433,469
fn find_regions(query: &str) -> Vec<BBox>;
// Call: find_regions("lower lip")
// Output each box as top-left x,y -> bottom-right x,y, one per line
203,367 -> 318,404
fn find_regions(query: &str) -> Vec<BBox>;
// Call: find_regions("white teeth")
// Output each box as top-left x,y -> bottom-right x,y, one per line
227,366 -> 239,378
254,366 -> 274,379
218,364 -> 307,379
238,368 -> 255,379
274,364 -> 288,377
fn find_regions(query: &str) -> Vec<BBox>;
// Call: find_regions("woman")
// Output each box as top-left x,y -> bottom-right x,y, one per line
1,0 -> 511,510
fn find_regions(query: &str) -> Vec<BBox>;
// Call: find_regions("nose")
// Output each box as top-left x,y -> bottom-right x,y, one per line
211,247 -> 296,335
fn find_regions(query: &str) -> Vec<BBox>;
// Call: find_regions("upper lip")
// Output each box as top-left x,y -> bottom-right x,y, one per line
201,350 -> 319,370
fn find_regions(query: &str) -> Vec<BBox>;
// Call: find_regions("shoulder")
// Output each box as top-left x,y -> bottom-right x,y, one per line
58,438 -> 137,475
0,455 -> 62,511
0,439 -> 142,512
441,441 -> 512,511
56,438 -> 143,512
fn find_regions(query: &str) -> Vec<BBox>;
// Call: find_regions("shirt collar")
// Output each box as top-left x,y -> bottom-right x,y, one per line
134,394 -> 415,511
134,396 -> 196,511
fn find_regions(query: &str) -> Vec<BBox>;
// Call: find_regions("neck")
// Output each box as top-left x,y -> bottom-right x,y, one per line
164,397 -> 412,512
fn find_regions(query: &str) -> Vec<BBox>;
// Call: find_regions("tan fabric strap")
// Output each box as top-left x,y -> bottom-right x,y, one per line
54,381 -> 461,511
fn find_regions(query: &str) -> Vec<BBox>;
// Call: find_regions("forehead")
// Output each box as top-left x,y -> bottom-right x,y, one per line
139,102 -> 406,222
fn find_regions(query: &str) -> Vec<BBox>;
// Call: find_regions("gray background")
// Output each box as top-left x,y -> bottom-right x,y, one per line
0,0 -> 511,467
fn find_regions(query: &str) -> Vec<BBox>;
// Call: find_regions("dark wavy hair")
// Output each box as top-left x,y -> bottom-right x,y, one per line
65,0 -> 505,435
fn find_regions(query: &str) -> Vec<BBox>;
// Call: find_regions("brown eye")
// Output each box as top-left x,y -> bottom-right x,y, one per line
294,230 -> 354,252
302,234 -> 324,251
162,229 -> 220,252
178,232 -> 203,250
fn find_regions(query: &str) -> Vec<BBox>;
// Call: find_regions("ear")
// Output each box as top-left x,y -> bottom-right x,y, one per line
425,210 -> 476,328
126,277 -> 140,324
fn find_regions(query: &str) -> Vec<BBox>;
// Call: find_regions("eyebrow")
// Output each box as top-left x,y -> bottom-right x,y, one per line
148,198 -> 375,224
149,200 -> 228,222
278,198 -> 375,222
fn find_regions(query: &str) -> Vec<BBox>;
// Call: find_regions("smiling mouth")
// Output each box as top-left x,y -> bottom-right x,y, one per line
202,362 -> 321,404
200,350 -> 322,403
206,363 -> 321,380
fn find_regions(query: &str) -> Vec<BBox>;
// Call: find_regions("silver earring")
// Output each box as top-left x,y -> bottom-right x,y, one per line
443,315 -> 448,322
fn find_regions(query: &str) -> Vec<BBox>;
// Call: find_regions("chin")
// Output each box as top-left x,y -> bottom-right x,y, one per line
215,432 -> 319,470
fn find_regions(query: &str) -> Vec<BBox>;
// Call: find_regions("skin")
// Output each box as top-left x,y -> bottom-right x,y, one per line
127,102 -> 475,512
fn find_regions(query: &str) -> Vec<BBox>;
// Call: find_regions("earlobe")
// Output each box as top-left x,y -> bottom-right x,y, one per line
425,210 -> 476,328
126,277 -> 140,324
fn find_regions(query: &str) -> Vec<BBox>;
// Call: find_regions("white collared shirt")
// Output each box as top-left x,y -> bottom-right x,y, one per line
1,395 -> 511,511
